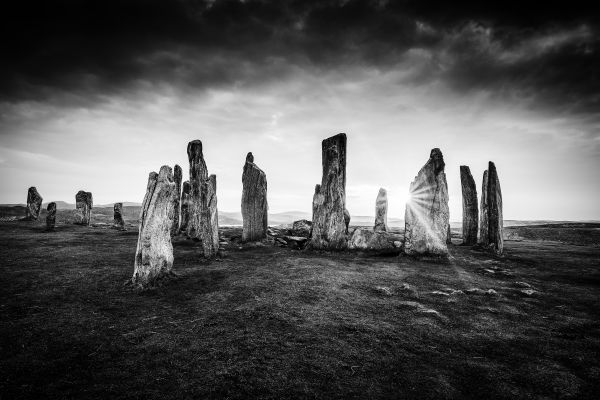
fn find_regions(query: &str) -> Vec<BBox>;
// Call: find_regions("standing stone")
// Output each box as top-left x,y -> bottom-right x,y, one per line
179,181 -> 191,234
404,148 -> 450,256
46,202 -> 56,230
479,162 -> 503,255
75,190 -> 93,225
479,170 -> 489,246
113,202 -> 125,230
171,164 -> 182,237
242,152 -> 268,242
460,165 -> 478,245
447,223 -> 452,244
25,187 -> 43,220
187,140 -> 219,258
374,188 -> 388,232
309,133 -> 349,250
131,166 -> 178,288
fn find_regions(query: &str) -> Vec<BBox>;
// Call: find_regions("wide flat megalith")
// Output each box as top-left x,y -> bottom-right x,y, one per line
187,140 -> 219,258
131,166 -> 178,288
309,133 -> 349,250
75,190 -> 93,225
479,162 -> 503,255
404,148 -> 450,256
460,166 -> 478,245
242,152 -> 268,242
25,187 -> 43,220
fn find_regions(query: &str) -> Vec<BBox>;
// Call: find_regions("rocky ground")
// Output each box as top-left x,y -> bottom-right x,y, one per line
0,210 -> 599,399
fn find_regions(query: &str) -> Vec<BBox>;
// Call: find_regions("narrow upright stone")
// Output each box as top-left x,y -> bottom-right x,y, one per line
187,140 -> 219,258
309,133 -> 348,250
171,164 -> 182,237
75,190 -> 93,225
25,187 -> 43,220
374,188 -> 388,232
46,202 -> 56,230
242,152 -> 268,242
132,166 -> 178,288
460,165 -> 478,245
114,202 -> 125,230
403,148 -> 450,256
179,181 -> 191,234
479,162 -> 503,255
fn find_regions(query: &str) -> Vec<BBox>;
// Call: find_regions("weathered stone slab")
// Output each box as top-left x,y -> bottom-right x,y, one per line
309,133 -> 348,250
131,166 -> 178,288
403,148 -> 450,256
46,202 -> 56,230
291,219 -> 312,237
25,187 -> 43,220
348,228 -> 395,250
460,165 -> 478,245
113,202 -> 125,230
75,190 -> 93,225
374,188 -> 388,232
179,181 -> 191,234
171,164 -> 182,237
242,152 -> 268,242
479,162 -> 503,254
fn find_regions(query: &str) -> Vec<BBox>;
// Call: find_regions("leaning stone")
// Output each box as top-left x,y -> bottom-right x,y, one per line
171,164 -> 182,237
403,148 -> 450,256
241,152 -> 268,242
374,188 -> 388,232
75,190 -> 93,226
179,181 -> 191,234
46,202 -> 56,230
131,166 -> 178,288
460,165 -> 478,245
309,133 -> 348,249
113,202 -> 125,230
25,187 -> 43,220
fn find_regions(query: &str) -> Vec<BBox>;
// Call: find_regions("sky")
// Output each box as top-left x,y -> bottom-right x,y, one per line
1,0 -> 599,220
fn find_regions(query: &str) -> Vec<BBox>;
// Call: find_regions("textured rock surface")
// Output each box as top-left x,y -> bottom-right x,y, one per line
179,181 -> 191,234
171,164 -> 182,237
291,219 -> 312,237
132,166 -> 178,288
460,165 -> 478,245
46,202 -> 56,230
187,140 -> 220,258
404,148 -> 450,256
348,228 -> 395,250
374,188 -> 388,232
241,152 -> 268,242
113,202 -> 125,229
309,133 -> 348,249
75,190 -> 93,225
25,187 -> 43,220
479,162 -> 503,254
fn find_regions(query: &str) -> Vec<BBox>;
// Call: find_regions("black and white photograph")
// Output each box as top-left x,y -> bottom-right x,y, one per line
1,0 -> 599,398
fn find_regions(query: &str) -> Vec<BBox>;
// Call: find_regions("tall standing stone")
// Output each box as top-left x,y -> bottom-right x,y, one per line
241,152 -> 268,242
374,188 -> 388,232
171,164 -> 182,237
179,181 -> 191,234
404,148 -> 450,256
309,133 -> 349,250
131,166 -> 178,288
25,187 -> 43,220
114,202 -> 125,230
75,190 -> 93,225
460,165 -> 478,245
46,202 -> 56,230
187,140 -> 219,258
479,162 -> 503,255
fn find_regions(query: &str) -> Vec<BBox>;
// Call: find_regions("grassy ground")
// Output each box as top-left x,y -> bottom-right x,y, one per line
0,215 -> 599,399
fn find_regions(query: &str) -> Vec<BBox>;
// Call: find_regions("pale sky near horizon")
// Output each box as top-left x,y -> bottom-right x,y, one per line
1,1 -> 599,220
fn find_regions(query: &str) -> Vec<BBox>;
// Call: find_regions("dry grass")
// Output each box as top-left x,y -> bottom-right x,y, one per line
0,214 -> 599,399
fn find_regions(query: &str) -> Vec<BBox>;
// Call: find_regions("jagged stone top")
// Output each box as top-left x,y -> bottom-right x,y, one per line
187,140 -> 203,156
246,152 -> 254,163
429,148 -> 445,174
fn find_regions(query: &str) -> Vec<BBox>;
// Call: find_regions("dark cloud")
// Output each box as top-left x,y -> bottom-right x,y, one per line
1,0 -> 598,114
